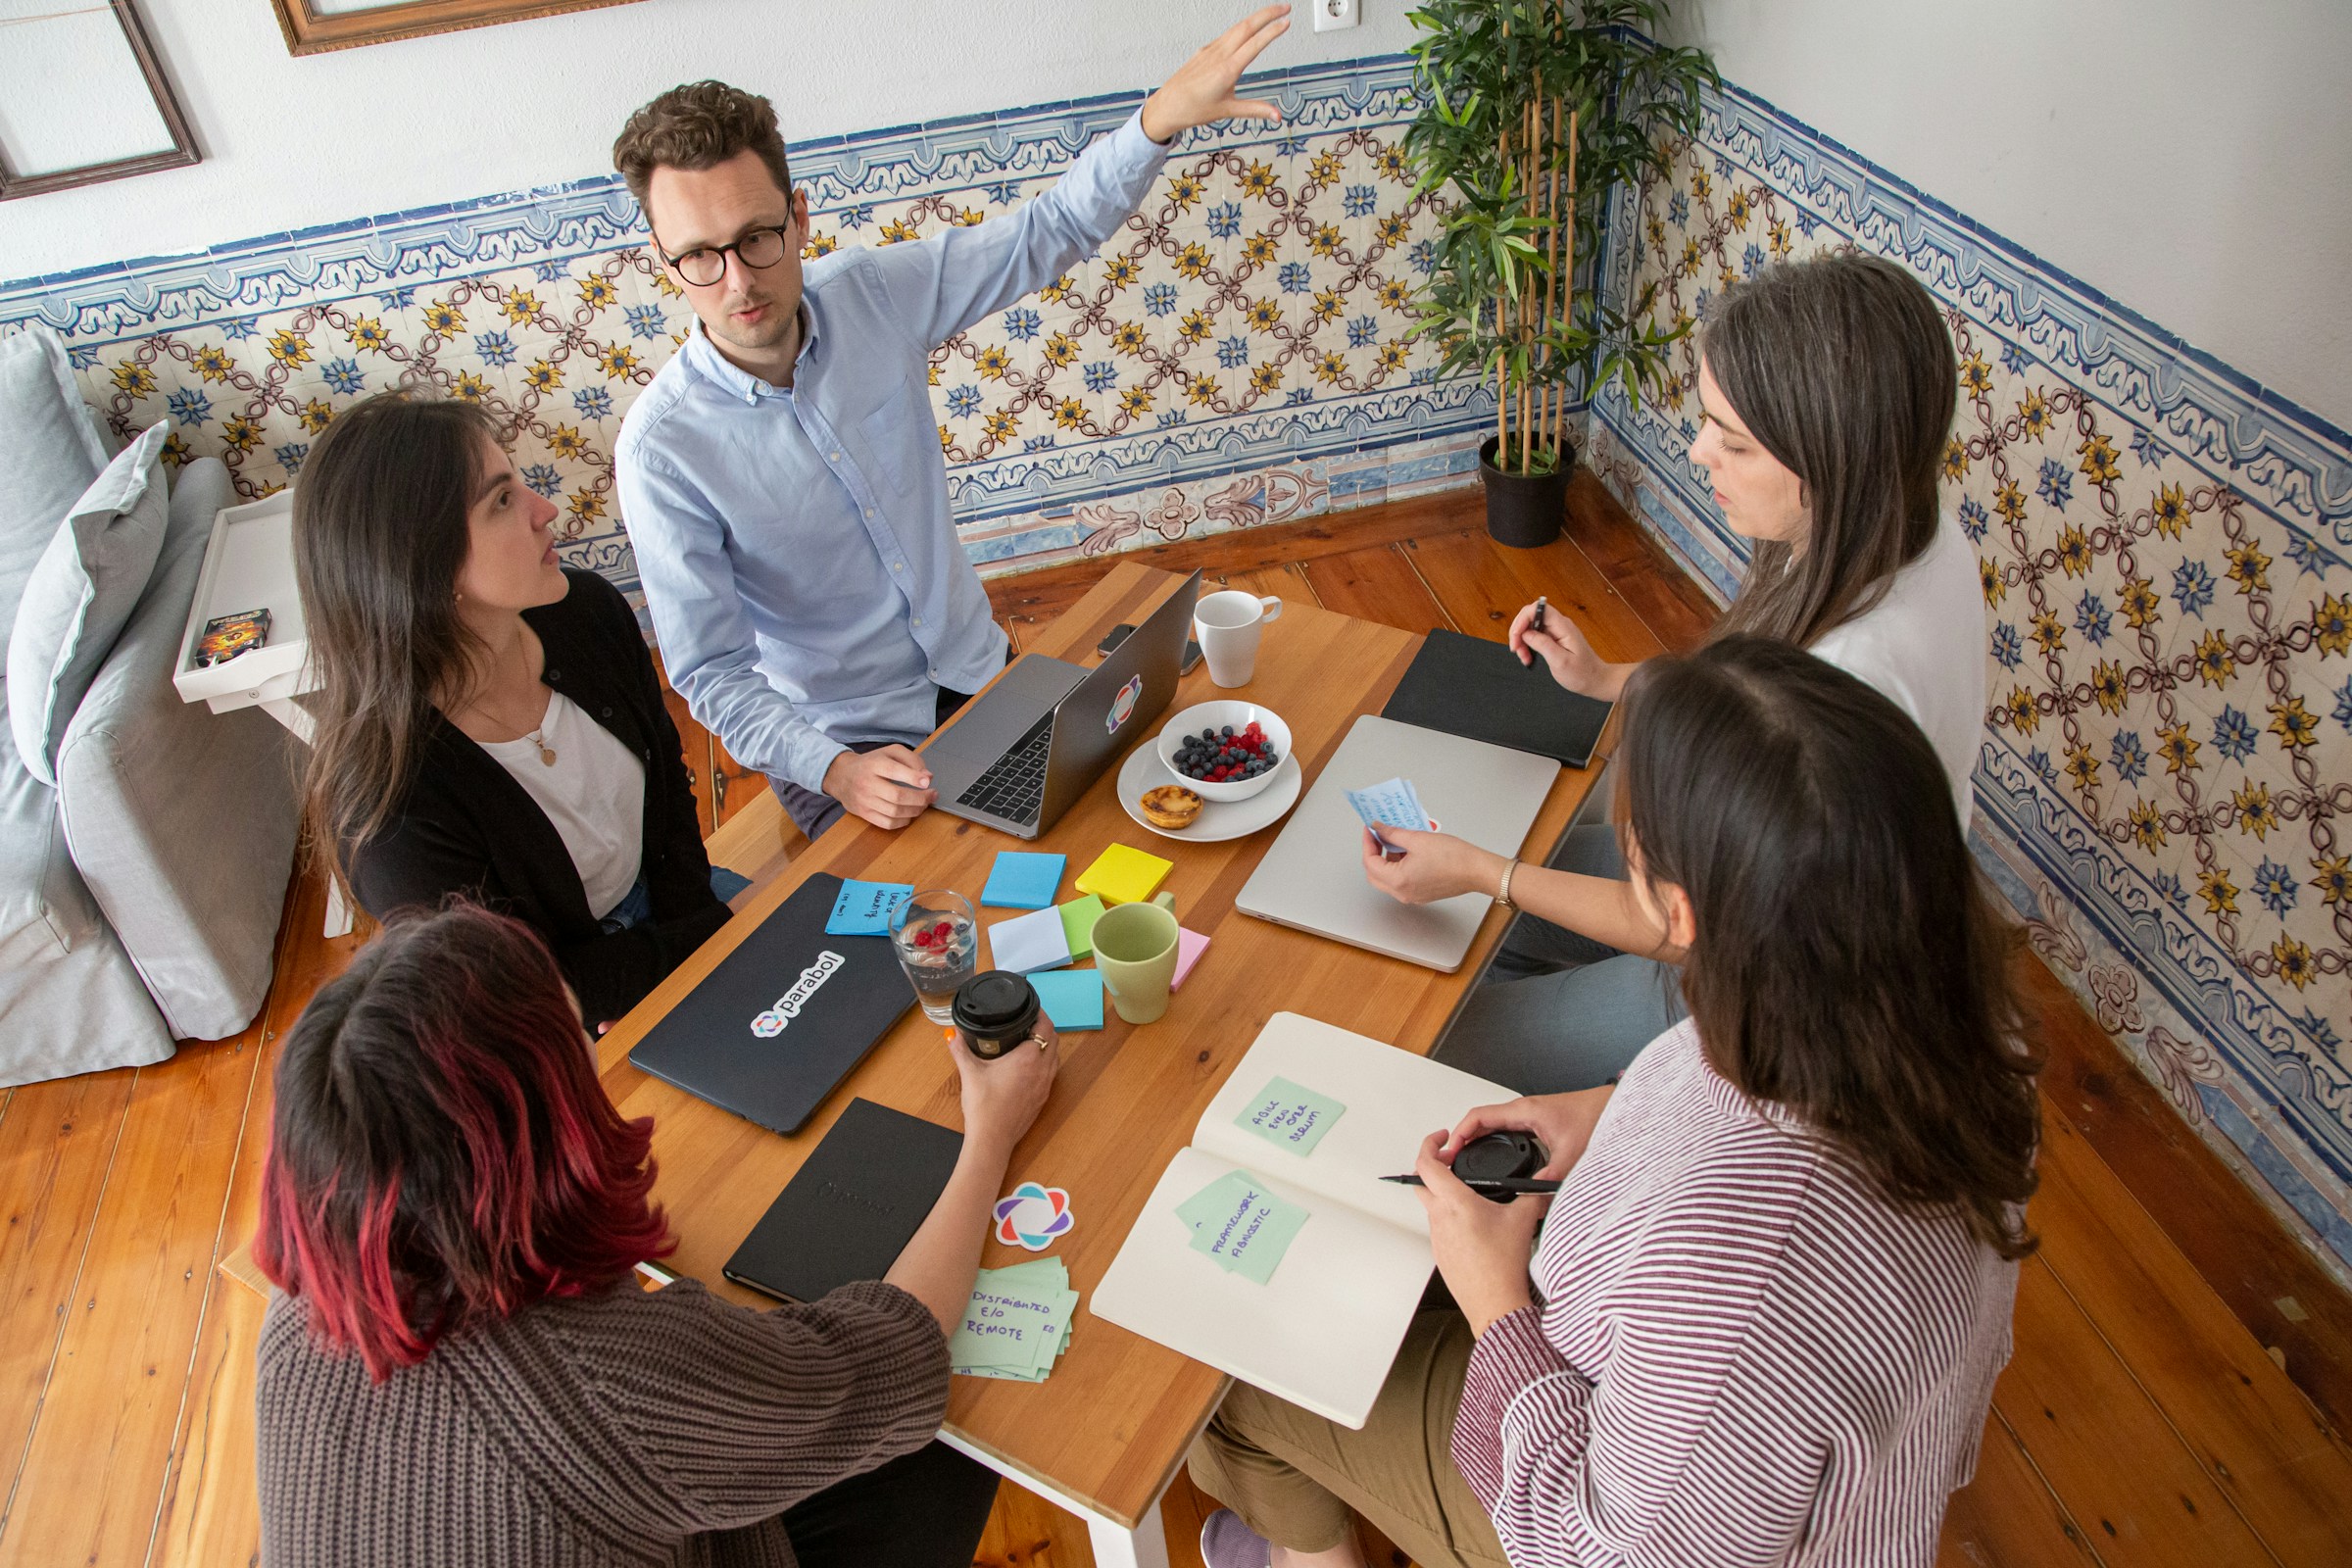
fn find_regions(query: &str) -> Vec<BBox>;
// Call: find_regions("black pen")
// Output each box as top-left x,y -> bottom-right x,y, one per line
1380,1174 -> 1561,1194
1531,595 -> 1548,634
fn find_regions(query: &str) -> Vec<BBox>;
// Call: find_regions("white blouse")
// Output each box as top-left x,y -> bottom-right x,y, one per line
1809,513 -> 1987,829
478,690 -> 647,919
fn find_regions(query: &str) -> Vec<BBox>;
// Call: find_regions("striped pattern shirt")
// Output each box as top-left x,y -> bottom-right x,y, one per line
1451,1019 -> 2017,1566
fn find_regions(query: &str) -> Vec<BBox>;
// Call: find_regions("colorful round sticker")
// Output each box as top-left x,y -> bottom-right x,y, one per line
1105,674 -> 1143,734
992,1181 -> 1075,1250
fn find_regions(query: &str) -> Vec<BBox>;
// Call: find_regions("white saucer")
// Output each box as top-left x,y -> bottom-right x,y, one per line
1117,745 -> 1302,843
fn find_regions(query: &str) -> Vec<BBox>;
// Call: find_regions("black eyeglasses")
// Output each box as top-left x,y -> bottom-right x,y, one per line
657,225 -> 792,287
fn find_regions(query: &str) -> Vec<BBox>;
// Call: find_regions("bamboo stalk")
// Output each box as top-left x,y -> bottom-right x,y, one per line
1540,92 -> 1564,465
1524,90 -> 1543,469
1557,107 -> 1579,462
1495,111 -> 1509,472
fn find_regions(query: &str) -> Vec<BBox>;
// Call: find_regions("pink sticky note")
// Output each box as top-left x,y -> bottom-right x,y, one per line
1170,927 -> 1210,992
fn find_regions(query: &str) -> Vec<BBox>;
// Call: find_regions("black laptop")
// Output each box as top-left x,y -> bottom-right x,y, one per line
628,872 -> 914,1135
1381,627 -> 1614,767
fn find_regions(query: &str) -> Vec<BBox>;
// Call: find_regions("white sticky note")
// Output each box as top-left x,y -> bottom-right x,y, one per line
988,906 -> 1073,974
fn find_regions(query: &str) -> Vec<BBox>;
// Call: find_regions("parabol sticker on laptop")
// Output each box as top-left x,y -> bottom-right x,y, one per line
750,951 -> 845,1037
1106,674 -> 1143,735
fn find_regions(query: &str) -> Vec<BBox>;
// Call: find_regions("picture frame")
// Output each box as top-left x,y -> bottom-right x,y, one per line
266,0 -> 649,57
0,0 -> 198,201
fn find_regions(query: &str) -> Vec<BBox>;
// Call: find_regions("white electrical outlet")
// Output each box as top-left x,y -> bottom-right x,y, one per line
1312,0 -> 1360,32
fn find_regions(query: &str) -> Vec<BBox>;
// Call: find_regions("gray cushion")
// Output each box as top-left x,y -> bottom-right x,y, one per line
0,326 -> 112,649
7,420 -> 173,785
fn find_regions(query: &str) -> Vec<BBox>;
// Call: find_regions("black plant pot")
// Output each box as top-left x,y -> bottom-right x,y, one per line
1478,435 -> 1571,549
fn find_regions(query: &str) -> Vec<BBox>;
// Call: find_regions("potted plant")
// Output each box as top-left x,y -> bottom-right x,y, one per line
1404,1 -> 1717,546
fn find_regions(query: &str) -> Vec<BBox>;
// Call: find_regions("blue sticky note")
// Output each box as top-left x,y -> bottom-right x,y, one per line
982,852 -> 1066,909
826,879 -> 913,936
1030,970 -> 1104,1032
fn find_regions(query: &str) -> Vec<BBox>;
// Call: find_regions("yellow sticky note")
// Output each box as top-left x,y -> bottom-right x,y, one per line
1074,843 -> 1174,906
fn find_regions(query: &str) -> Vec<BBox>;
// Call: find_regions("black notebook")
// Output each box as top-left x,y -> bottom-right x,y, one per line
628,872 -> 914,1135
723,1099 -> 963,1303
1381,627 -> 1613,767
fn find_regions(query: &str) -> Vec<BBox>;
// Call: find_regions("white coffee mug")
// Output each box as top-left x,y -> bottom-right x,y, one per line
1194,590 -> 1284,688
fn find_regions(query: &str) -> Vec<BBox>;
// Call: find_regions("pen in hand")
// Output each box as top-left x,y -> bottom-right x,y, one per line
1380,1173 -> 1561,1194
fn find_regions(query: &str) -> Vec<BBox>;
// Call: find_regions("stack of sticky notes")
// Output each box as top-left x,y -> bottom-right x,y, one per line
981,852 -> 1065,909
825,879 -> 913,935
1177,1171 -> 1310,1286
1074,844 -> 1173,906
951,1258 -> 1079,1382
1029,969 -> 1104,1031
987,906 -> 1071,974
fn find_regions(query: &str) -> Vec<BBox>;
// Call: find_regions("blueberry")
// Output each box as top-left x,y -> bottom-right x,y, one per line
1220,725 -> 1235,737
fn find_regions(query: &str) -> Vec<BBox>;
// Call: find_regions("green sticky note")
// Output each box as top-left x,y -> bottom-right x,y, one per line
1233,1076 -> 1348,1157
1180,1170 -> 1310,1286
1057,894 -> 1106,958
952,1265 -> 1081,1378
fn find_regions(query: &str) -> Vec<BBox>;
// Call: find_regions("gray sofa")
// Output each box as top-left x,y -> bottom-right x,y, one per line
1,327 -> 298,1084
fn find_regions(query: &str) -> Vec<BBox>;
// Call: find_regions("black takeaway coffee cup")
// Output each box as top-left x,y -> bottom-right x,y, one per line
951,970 -> 1043,1060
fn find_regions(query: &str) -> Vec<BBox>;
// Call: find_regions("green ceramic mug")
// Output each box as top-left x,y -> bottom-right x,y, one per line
1092,892 -> 1180,1025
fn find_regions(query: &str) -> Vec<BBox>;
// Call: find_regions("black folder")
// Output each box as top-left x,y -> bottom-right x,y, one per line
723,1099 -> 963,1303
1381,627 -> 1613,767
627,872 -> 914,1135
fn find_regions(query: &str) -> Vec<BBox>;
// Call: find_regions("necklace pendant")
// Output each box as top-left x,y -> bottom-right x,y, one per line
538,744 -> 558,766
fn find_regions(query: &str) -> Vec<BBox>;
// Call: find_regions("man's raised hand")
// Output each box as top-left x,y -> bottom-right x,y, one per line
1140,6 -> 1294,144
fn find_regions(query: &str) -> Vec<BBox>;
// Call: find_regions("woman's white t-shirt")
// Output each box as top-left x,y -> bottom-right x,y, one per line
478,691 -> 648,918
1806,514 -> 1986,829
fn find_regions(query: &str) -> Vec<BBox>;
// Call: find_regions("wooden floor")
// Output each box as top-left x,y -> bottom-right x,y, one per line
5,476 -> 2351,1568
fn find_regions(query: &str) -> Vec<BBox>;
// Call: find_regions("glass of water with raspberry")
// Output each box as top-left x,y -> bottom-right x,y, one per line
890,890 -> 977,1024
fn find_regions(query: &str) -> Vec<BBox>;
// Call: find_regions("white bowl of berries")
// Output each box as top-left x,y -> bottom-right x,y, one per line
1155,701 -> 1293,803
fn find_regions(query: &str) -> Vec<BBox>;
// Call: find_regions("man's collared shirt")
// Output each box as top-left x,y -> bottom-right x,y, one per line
616,111 -> 1171,794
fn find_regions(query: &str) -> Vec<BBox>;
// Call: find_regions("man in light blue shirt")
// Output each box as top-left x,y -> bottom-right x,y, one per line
613,8 -> 1293,839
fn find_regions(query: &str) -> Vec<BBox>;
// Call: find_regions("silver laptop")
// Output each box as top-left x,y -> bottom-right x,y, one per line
1235,713 -> 1558,970
928,571 -> 1201,838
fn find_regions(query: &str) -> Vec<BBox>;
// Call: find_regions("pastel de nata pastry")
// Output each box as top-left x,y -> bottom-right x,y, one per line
1140,784 -> 1204,829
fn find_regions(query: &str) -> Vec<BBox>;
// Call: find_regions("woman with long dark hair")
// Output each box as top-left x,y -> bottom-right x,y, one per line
1192,637 -> 2040,1568
295,390 -> 738,1027
1367,250 -> 1985,1092
254,902 -> 1059,1566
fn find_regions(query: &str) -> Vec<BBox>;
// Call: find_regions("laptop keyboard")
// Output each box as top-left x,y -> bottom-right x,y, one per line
956,712 -> 1054,825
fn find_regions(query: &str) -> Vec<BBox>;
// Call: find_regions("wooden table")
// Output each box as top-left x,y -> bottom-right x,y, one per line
593,562 -> 1595,1566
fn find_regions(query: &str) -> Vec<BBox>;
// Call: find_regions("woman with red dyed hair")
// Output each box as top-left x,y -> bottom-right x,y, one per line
253,902 -> 1057,1567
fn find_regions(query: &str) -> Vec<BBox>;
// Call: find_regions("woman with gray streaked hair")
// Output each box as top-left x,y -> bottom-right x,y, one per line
1365,251 -> 1986,1094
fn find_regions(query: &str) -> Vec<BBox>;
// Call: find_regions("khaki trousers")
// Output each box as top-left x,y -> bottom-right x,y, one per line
1186,1308 -> 1508,1568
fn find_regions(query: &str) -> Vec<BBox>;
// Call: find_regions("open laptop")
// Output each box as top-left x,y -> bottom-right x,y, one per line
1235,713 -> 1557,971
929,570 -> 1201,838
627,872 -> 914,1134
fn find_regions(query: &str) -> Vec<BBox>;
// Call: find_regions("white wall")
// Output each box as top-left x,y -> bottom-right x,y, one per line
0,0 -> 1416,283
1674,0 -> 2352,426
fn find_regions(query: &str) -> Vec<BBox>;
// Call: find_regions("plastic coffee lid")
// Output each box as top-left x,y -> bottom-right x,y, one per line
1452,1130 -> 1544,1183
953,970 -> 1038,1035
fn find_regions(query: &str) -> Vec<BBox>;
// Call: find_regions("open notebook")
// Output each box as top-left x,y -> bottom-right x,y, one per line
1093,1012 -> 1514,1428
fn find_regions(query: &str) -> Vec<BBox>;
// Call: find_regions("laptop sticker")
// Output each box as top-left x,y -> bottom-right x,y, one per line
750,951 -> 846,1037
1106,673 -> 1143,734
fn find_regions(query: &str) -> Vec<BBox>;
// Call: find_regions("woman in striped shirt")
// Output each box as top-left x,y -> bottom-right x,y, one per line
1190,636 -> 2042,1568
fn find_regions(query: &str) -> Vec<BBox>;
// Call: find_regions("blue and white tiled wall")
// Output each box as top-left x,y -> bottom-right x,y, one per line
0,57 -> 1490,601
1585,77 -> 2352,1281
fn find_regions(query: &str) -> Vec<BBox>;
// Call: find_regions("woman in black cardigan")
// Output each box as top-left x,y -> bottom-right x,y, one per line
294,391 -> 736,1026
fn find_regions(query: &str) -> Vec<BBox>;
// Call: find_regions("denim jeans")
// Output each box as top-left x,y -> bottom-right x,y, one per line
599,865 -> 753,933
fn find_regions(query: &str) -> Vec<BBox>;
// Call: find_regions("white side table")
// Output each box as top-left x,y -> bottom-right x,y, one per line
172,492 -> 352,937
